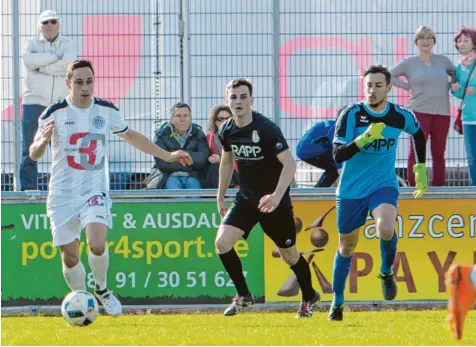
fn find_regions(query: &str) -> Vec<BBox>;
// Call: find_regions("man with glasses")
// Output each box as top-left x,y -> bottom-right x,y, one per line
20,10 -> 77,191
145,102 -> 210,189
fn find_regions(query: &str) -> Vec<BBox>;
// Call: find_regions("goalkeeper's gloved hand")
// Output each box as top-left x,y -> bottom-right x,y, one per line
413,163 -> 428,199
355,122 -> 386,149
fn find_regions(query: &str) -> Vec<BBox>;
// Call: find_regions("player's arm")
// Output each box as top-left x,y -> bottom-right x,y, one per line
258,149 -> 295,213
30,107 -> 55,161
333,106 -> 386,163
29,120 -> 54,161
403,109 -> 428,198
334,122 -> 386,163
411,128 -> 426,163
274,149 -> 296,198
118,129 -> 192,165
411,129 -> 427,199
217,149 -> 235,216
333,142 -> 360,163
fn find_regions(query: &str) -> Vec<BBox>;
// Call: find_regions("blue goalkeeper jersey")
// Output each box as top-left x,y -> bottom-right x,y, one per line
333,101 -> 420,199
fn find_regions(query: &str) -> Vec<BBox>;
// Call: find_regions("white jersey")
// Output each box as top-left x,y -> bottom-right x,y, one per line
35,97 -> 129,197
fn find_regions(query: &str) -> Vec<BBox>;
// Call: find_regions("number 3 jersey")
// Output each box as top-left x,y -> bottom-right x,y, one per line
35,97 -> 129,197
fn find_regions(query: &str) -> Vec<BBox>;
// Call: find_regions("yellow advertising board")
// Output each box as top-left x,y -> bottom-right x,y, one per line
265,199 -> 476,302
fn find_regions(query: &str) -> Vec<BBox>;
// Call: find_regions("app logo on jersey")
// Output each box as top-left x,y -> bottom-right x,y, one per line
252,130 -> 260,143
363,138 -> 396,152
92,116 -> 106,129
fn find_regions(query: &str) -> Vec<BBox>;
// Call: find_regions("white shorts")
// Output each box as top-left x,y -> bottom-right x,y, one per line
47,194 -> 112,247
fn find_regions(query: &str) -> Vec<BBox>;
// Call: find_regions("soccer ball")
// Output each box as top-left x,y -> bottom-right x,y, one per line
61,290 -> 99,326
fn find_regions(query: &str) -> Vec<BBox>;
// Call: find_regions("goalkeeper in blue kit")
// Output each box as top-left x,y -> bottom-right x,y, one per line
328,65 -> 428,321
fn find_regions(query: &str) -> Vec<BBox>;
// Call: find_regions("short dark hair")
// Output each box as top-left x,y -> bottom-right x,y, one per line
208,104 -> 232,134
67,60 -> 95,80
170,102 -> 191,117
363,64 -> 391,85
225,78 -> 253,98
454,27 -> 476,52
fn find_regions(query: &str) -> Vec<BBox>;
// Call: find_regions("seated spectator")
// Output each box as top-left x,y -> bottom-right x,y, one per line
202,104 -> 240,188
145,102 -> 209,189
296,108 -> 344,187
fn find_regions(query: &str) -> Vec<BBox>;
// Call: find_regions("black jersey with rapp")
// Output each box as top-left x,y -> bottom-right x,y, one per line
219,111 -> 289,199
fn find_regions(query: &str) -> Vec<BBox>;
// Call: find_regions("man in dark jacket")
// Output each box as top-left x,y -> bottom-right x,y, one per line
146,102 -> 210,189
296,107 -> 345,187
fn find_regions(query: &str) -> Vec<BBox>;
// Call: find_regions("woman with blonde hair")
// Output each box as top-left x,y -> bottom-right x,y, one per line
391,26 -> 456,186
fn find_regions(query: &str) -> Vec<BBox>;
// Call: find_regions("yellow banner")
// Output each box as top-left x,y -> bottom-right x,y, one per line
265,199 -> 476,302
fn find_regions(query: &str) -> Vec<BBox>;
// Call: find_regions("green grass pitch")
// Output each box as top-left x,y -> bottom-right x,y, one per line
2,310 -> 475,345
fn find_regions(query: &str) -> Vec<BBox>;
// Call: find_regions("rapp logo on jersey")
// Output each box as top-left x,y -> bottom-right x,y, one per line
363,138 -> 396,152
231,144 -> 263,159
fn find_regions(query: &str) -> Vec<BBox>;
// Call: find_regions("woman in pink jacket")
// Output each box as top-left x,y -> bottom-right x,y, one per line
203,104 -> 239,188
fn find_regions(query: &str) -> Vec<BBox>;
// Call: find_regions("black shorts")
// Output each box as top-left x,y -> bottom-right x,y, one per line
222,194 -> 296,249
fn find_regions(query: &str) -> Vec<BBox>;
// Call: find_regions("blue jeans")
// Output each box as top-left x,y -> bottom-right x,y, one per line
164,175 -> 202,189
20,104 -> 46,190
464,124 -> 476,186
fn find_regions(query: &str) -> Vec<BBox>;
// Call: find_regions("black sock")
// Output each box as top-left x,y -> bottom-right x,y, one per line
218,249 -> 250,297
291,255 -> 315,302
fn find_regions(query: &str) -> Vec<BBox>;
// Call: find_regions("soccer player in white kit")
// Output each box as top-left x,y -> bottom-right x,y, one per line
29,60 -> 193,316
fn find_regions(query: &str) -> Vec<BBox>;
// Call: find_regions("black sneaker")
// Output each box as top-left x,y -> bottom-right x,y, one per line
223,293 -> 255,316
328,304 -> 344,321
296,291 -> 321,318
378,273 -> 397,300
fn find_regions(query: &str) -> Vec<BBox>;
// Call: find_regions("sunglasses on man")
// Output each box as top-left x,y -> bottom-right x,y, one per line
41,20 -> 58,25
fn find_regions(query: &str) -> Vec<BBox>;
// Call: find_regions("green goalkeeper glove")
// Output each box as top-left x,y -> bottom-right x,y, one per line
413,163 -> 428,199
355,123 -> 386,149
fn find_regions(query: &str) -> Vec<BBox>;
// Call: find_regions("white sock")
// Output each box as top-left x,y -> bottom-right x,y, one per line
63,261 -> 86,291
471,266 -> 476,289
88,247 -> 109,292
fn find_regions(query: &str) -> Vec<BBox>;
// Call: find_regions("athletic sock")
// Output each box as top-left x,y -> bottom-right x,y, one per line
88,247 -> 109,291
218,249 -> 250,297
332,251 -> 352,306
380,232 -> 397,275
290,255 -> 315,302
63,261 -> 86,291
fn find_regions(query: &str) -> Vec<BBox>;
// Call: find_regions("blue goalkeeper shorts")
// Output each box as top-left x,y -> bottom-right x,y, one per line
336,187 -> 399,234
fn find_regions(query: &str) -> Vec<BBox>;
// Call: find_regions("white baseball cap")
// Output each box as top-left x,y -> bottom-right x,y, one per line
38,10 -> 59,23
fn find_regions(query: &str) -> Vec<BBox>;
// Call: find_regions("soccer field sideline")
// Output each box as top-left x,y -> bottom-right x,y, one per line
1,301 -> 449,317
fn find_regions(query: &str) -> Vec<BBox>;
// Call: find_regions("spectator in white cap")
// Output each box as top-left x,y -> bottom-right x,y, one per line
20,10 -> 77,190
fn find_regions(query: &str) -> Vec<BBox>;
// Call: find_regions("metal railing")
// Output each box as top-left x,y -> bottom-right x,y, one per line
2,0 -> 474,191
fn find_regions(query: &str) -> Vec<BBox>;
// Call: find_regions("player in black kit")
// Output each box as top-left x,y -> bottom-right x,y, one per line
215,78 -> 320,318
